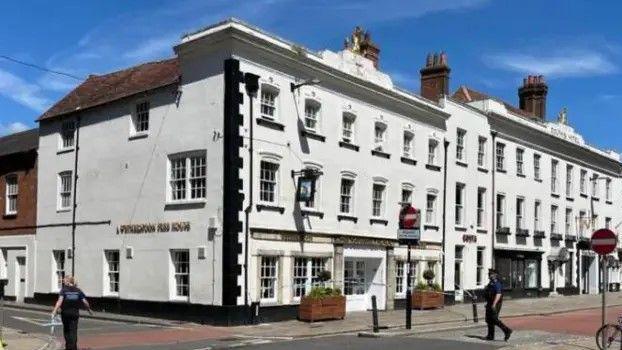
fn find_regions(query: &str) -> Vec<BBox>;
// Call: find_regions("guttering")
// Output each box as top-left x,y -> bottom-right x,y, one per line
441,139 -> 450,293
490,131 -> 497,268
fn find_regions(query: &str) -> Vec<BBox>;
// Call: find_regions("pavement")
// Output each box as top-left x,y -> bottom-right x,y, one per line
3,292 -> 621,349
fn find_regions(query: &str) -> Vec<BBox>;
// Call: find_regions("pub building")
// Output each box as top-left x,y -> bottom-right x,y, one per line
8,18 -> 620,324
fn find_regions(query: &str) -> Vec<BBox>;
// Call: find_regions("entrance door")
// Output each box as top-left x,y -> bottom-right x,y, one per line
582,256 -> 591,294
511,260 -> 525,294
454,246 -> 464,301
344,259 -> 366,311
16,257 -> 26,303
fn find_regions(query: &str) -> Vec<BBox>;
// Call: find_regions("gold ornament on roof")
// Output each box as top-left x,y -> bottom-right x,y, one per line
558,107 -> 568,125
344,26 -> 365,54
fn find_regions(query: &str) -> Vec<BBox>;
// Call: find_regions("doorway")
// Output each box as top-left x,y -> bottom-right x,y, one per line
582,255 -> 592,294
16,257 -> 26,303
344,257 -> 384,312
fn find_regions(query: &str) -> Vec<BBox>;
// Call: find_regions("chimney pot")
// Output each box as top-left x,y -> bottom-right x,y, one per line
518,74 -> 548,120
420,51 -> 451,102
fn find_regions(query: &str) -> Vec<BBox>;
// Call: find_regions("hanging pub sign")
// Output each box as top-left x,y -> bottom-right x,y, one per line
398,204 -> 421,244
293,168 -> 322,204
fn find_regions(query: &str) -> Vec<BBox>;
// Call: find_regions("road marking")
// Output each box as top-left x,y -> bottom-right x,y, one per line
234,334 -> 294,340
12,316 -> 51,327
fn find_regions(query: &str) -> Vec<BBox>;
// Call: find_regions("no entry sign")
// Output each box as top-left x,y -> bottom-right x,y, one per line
398,205 -> 420,242
591,229 -> 618,255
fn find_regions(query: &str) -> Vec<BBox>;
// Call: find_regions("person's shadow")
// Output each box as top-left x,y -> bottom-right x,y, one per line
465,334 -> 492,341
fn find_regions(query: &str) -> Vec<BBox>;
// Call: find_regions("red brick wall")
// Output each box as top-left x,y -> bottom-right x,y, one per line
0,151 -> 37,235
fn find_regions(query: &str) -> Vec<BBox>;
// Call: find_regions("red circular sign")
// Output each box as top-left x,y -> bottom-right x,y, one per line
399,205 -> 419,229
591,229 -> 618,255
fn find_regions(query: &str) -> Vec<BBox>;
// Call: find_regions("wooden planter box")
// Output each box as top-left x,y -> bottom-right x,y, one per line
412,290 -> 444,310
298,295 -> 346,322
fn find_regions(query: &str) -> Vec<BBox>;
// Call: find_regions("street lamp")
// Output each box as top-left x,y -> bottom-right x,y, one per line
290,78 -> 321,92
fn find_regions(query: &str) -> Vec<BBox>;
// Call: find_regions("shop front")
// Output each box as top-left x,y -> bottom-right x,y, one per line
343,246 -> 386,312
494,249 -> 544,298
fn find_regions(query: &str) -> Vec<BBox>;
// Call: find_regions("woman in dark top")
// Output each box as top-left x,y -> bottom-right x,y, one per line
51,276 -> 93,350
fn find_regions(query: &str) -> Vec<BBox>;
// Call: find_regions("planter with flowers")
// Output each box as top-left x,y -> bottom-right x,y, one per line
298,271 -> 346,322
412,269 -> 444,309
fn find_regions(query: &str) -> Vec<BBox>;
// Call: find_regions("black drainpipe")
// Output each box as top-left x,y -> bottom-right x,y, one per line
490,131 -> 497,269
243,73 -> 259,307
70,115 -> 81,276
441,139 -> 450,293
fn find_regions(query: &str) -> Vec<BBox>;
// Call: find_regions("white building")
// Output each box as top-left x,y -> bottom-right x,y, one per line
23,18 -> 622,323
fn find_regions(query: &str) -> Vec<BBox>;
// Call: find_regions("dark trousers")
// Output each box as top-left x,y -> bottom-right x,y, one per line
61,314 -> 79,350
485,303 -> 511,339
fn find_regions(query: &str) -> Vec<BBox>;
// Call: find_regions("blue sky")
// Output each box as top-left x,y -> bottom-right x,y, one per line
1,0 -> 620,152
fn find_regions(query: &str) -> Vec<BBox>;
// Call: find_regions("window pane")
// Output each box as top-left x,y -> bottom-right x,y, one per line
135,101 -> 150,132
190,155 -> 207,199
260,161 -> 279,203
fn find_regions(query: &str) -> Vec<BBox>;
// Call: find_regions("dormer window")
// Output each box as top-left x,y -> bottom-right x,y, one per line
260,85 -> 279,120
374,122 -> 387,151
304,100 -> 320,133
342,113 -> 356,143
131,101 -> 150,135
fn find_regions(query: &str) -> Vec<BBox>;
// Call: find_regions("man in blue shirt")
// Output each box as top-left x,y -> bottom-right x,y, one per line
484,269 -> 512,341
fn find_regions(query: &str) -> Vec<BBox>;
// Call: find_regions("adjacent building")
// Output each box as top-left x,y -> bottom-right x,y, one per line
4,18 -> 620,324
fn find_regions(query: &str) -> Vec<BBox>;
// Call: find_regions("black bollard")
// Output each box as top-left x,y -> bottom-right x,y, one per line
372,295 -> 379,333
472,300 -> 478,323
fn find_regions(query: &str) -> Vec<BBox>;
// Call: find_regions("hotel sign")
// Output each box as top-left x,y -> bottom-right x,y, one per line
117,221 -> 191,234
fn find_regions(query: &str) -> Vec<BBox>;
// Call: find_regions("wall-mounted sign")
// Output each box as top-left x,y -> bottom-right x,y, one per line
462,234 -> 477,243
117,221 -> 191,234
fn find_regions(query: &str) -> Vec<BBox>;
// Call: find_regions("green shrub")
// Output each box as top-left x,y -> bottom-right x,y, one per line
414,281 -> 429,291
306,286 -> 342,299
423,269 -> 435,282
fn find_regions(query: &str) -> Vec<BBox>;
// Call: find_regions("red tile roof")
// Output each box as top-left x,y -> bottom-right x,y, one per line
452,85 -> 535,118
38,58 -> 180,121
0,128 -> 38,157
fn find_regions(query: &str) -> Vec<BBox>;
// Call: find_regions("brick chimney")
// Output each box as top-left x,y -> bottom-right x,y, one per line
344,26 -> 380,68
420,52 -> 450,102
518,75 -> 548,120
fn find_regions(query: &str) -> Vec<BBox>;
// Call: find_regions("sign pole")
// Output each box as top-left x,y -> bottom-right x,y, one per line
602,255 -> 606,329
590,228 -> 617,347
406,244 -> 412,330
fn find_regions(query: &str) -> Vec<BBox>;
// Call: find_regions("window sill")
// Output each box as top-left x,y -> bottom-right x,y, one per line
400,157 -> 417,166
337,214 -> 358,223
257,117 -> 285,131
425,164 -> 441,172
535,178 -> 543,183
300,130 -> 326,142
516,229 -> 530,237
496,168 -> 506,174
301,209 -> 324,219
606,200 -> 613,205
371,150 -> 391,159
102,293 -> 120,298
128,132 -> 149,141
57,148 -> 74,155
169,297 -> 190,303
455,160 -> 468,168
165,200 -> 206,210
566,197 -> 574,202
57,208 -> 71,213
424,224 -> 439,230
592,197 -> 600,202
3,213 -> 17,219
517,173 -> 526,178
533,231 -> 546,239
455,226 -> 467,232
339,141 -> 359,152
477,167 -> 489,174
551,193 -> 560,198
496,227 -> 511,235
476,228 -> 488,234
256,204 -> 285,214
370,218 -> 388,226
550,233 -> 563,241
580,193 -> 588,198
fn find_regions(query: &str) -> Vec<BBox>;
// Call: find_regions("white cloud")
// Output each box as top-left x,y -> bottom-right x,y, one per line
123,34 -> 177,61
388,70 -> 417,88
0,122 -> 30,136
0,69 -> 51,111
484,51 -> 618,78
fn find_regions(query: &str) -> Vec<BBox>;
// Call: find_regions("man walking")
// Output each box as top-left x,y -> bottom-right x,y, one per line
484,269 -> 512,341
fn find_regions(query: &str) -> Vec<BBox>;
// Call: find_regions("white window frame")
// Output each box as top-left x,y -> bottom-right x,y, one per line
395,261 -> 405,295
496,143 -> 505,171
374,122 -> 387,151
496,193 -> 506,228
456,129 -> 466,162
130,100 -> 150,136
57,171 -> 73,211
534,200 -> 541,231
170,249 -> 190,300
341,112 -> 356,143
428,139 -> 439,166
565,208 -> 573,236
167,151 -> 207,204
292,257 -> 327,300
260,84 -> 279,120
534,154 -> 541,180
104,250 -> 120,296
477,137 -> 486,167
592,174 -> 599,198
339,175 -> 355,215
426,193 -> 437,225
5,174 -> 18,215
52,250 -> 65,292
59,119 -> 76,151
476,247 -> 485,287
259,157 -> 280,205
551,160 -> 559,194
401,183 -> 414,205
304,99 -> 321,133
516,197 -> 525,230
579,210 -> 587,236
455,183 -> 465,226
516,148 -> 524,176
477,187 -> 486,228
403,131 -> 414,159
551,205 -> 559,234
580,169 -> 587,194
566,165 -> 573,198
371,182 -> 386,218
260,256 -> 278,303
606,178 -> 612,202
